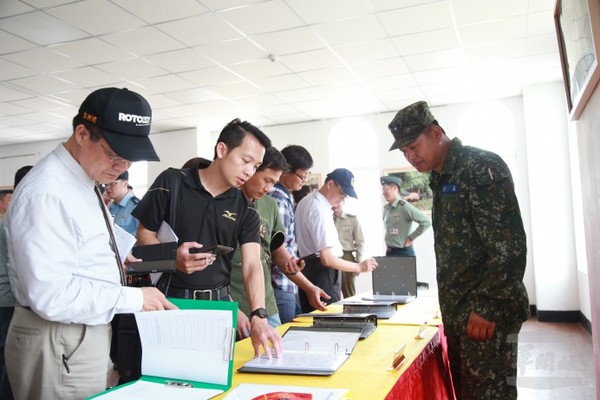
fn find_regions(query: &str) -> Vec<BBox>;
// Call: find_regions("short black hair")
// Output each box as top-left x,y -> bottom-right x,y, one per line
14,165 -> 33,188
213,118 -> 271,159
281,145 -> 313,171
292,185 -> 311,205
258,147 -> 288,173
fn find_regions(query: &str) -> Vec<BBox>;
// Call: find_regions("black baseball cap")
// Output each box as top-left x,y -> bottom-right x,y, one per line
78,87 -> 159,162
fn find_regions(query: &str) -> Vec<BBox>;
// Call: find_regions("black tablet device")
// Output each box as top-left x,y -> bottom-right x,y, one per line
128,242 -> 178,275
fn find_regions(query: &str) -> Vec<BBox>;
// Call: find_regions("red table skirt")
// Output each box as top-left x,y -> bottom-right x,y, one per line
386,325 -> 456,400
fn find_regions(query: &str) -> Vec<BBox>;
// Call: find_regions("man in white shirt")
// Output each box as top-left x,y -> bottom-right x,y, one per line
295,168 -> 378,312
4,87 -> 176,399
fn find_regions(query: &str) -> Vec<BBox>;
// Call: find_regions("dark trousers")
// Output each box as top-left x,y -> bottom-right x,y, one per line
0,306 -> 14,400
386,246 -> 416,257
299,257 -> 341,313
341,250 -> 356,298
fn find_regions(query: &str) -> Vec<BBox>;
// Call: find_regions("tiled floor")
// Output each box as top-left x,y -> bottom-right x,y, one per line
517,318 -> 596,399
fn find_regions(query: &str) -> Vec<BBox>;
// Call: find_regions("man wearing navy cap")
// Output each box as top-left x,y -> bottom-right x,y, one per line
4,87 -> 175,399
387,101 -> 528,399
380,175 -> 431,257
295,168 -> 377,312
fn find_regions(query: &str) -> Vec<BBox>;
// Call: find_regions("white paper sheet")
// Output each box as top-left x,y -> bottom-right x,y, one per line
157,221 -> 178,243
114,223 -> 136,264
93,380 -> 222,400
135,309 -> 234,384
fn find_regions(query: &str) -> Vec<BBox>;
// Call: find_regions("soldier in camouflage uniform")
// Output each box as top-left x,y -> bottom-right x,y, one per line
387,101 -> 529,399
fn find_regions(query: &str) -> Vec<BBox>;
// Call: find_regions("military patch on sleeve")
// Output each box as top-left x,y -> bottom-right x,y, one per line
441,184 -> 459,193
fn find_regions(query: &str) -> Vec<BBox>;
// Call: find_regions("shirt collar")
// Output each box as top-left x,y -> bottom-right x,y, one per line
55,143 -> 96,190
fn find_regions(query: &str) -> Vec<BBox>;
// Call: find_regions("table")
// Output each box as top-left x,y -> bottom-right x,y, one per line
216,291 -> 455,400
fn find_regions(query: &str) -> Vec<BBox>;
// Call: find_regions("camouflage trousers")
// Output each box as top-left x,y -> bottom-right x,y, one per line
446,325 -> 521,399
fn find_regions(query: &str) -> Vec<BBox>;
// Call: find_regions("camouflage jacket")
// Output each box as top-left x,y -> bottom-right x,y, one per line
430,138 -> 529,334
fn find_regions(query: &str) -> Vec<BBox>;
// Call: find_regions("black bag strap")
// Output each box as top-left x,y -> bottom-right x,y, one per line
155,168 -> 184,294
168,167 -> 182,230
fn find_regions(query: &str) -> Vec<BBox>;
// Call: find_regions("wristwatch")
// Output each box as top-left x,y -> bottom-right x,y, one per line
250,307 -> 269,320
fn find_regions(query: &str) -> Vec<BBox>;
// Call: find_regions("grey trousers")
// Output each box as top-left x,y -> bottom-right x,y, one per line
6,307 -> 111,400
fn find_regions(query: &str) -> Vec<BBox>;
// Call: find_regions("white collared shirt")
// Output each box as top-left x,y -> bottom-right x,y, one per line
295,190 -> 343,258
4,144 -> 143,325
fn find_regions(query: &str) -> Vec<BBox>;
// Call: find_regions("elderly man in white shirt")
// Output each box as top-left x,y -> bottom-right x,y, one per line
295,168 -> 378,312
4,87 -> 175,400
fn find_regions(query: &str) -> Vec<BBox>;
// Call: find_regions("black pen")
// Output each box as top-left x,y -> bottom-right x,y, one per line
62,354 -> 70,373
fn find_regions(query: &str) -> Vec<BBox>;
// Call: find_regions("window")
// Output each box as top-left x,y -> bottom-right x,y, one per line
329,117 -> 385,258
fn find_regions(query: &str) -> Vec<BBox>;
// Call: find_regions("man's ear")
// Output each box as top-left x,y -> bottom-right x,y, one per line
215,142 -> 228,159
73,124 -> 88,145
430,124 -> 444,142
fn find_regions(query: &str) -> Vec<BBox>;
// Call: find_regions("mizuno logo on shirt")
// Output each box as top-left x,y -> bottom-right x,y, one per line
222,210 -> 236,221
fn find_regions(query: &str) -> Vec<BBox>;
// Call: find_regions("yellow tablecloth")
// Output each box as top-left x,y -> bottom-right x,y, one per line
215,323 -> 444,399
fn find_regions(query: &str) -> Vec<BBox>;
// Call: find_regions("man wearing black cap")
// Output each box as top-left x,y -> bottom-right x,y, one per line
295,168 -> 378,312
4,87 -> 176,399
387,101 -> 528,399
380,175 -> 431,257
106,170 -> 140,236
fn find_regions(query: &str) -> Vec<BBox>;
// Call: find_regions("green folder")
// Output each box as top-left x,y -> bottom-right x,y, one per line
88,298 -> 238,399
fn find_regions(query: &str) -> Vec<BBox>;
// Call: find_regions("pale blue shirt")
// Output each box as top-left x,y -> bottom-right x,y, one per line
4,144 -> 143,325
109,191 -> 139,235
0,218 -> 15,307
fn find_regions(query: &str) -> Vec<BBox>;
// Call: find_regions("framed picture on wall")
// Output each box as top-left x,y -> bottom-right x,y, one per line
383,168 -> 432,213
554,0 -> 600,120
307,173 -> 321,190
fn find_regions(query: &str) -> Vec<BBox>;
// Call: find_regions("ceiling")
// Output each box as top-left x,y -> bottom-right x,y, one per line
0,0 -> 562,146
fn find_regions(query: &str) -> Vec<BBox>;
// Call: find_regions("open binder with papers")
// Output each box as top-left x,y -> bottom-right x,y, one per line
238,326 -> 361,376
88,299 -> 237,400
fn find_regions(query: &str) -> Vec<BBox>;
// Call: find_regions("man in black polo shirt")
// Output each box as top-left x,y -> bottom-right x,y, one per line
133,119 -> 282,357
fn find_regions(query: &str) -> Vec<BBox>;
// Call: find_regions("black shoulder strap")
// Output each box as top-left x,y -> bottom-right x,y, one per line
168,168 -> 183,231
155,168 -> 184,295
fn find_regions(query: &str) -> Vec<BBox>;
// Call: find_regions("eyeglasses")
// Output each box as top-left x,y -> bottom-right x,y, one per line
98,142 -> 131,167
294,171 -> 308,182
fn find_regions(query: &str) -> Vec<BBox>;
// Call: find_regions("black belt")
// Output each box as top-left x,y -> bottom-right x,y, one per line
166,285 -> 230,300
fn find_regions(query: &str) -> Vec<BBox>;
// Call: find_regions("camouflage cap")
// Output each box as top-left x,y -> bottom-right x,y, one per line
388,101 -> 436,151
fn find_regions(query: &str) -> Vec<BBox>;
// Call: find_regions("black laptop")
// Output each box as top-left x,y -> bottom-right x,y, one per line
361,256 -> 417,304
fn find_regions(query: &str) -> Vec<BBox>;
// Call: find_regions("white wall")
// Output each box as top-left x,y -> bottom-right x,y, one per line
146,128 -> 198,179
523,82 -> 581,313
0,140 -> 60,187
